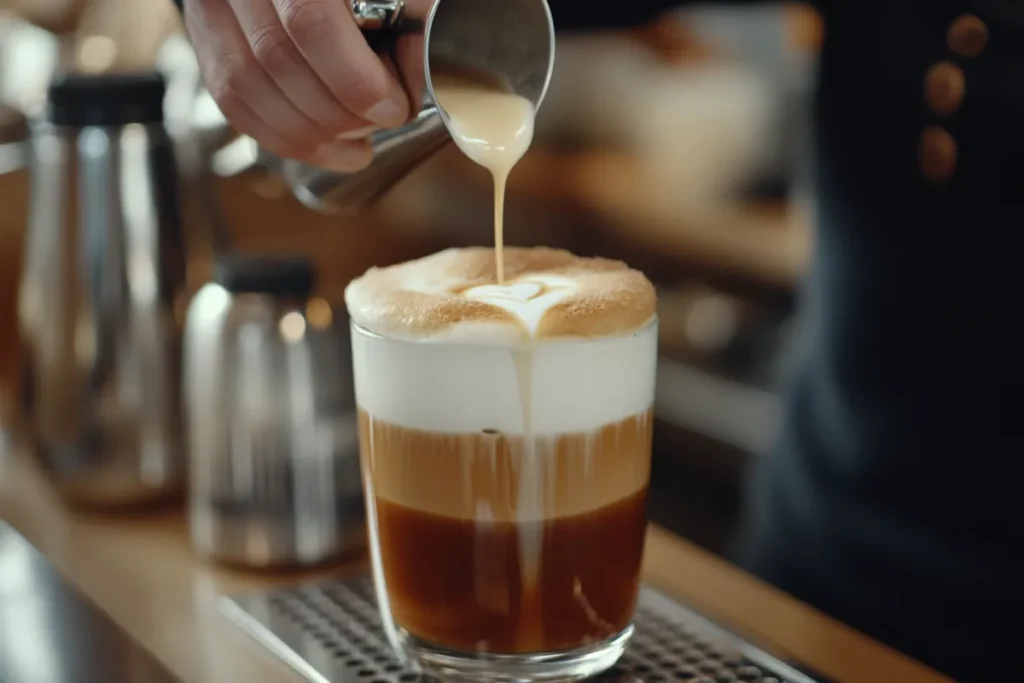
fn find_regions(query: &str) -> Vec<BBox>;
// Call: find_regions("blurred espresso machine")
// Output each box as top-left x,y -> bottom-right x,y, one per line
16,71 -> 188,508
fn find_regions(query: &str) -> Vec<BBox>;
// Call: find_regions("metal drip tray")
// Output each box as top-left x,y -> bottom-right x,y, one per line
222,576 -> 822,683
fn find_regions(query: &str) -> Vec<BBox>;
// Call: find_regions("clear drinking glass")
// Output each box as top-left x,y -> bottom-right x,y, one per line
351,319 -> 658,681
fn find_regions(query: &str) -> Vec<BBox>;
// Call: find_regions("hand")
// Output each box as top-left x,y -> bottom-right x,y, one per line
182,0 -> 431,171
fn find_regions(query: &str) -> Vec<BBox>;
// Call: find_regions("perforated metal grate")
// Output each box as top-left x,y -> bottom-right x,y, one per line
221,576 -> 822,683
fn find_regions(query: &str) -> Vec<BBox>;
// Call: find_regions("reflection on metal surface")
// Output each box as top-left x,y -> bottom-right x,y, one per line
0,521 -> 182,683
221,575 -> 821,683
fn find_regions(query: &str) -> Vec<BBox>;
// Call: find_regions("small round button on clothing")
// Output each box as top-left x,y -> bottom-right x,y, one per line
924,61 -> 965,115
919,126 -> 958,184
948,14 -> 989,58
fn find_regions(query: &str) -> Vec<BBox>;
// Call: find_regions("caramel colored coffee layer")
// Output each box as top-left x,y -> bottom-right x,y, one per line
358,410 -> 653,522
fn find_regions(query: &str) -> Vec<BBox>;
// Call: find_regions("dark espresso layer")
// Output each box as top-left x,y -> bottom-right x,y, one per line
374,487 -> 648,654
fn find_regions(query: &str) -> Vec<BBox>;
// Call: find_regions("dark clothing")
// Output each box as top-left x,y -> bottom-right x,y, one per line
551,1 -> 1023,681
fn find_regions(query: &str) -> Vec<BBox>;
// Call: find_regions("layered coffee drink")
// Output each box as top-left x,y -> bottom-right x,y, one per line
346,247 -> 658,681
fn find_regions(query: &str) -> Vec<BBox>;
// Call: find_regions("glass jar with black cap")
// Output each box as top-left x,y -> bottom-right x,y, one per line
17,70 -> 188,508
183,253 -> 365,570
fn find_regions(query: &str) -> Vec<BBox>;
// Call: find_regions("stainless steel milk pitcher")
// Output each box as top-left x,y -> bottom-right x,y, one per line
275,0 -> 555,214
17,72 -> 188,508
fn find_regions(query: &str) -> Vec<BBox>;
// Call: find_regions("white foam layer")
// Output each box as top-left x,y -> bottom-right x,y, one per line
352,320 -> 658,435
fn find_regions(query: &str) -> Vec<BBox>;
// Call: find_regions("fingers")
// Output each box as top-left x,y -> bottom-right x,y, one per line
226,0 -> 374,137
186,0 -> 313,154
185,0 -> 372,170
271,0 -> 411,127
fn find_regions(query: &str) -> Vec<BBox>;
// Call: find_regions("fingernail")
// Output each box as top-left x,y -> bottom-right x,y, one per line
364,98 -> 405,126
336,125 -> 379,141
312,142 -> 371,171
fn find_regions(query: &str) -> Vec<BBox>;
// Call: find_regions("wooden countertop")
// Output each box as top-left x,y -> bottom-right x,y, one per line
0,446 -> 950,683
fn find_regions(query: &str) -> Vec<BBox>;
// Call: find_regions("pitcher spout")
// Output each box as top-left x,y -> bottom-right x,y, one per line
281,105 -> 449,215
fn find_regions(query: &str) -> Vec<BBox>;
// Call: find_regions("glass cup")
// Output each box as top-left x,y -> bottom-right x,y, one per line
351,318 -> 658,681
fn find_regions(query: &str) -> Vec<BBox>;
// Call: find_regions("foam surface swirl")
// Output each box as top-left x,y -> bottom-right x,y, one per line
344,247 -> 657,343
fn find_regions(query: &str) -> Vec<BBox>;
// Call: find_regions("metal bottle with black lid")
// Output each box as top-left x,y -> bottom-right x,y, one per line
17,71 -> 188,508
183,254 -> 364,569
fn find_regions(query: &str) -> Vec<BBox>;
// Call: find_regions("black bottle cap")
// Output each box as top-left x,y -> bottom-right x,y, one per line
47,71 -> 166,127
213,253 -> 317,299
